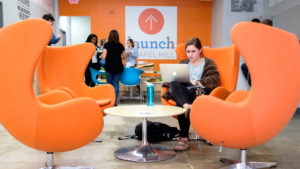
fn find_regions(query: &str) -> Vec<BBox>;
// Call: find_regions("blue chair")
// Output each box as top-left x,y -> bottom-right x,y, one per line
90,67 -> 106,85
119,67 -> 144,103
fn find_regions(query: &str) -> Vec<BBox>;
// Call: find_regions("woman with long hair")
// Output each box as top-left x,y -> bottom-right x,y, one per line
101,30 -> 126,105
84,34 -> 101,87
125,38 -> 138,67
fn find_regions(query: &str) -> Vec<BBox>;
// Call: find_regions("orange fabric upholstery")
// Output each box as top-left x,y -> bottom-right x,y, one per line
161,45 -> 240,106
203,45 -> 240,99
190,22 -> 300,149
176,43 -> 187,60
0,19 -> 104,152
225,90 -> 249,103
52,86 -> 78,98
37,43 -> 116,113
37,89 -> 75,105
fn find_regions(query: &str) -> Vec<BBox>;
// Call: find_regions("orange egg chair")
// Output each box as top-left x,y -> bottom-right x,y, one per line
176,43 -> 187,60
161,44 -> 240,105
37,43 -> 115,114
190,22 -> 300,169
0,19 -> 104,169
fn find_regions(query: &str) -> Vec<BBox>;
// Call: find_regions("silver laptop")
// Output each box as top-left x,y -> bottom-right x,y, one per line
159,64 -> 190,83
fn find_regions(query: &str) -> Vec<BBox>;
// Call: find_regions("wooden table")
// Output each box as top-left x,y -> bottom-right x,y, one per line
104,105 -> 185,162
137,63 -> 154,73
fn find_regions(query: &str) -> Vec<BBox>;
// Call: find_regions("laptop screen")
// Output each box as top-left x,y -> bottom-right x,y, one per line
159,64 -> 190,83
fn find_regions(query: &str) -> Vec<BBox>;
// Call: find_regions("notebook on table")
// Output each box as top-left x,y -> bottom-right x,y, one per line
159,64 -> 190,83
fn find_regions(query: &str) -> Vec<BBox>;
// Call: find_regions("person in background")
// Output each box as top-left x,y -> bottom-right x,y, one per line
241,18 -> 269,86
163,37 -> 220,151
99,38 -> 107,67
99,38 -> 107,51
125,38 -> 138,67
125,38 -> 140,93
101,30 -> 126,105
262,19 -> 273,26
84,34 -> 101,87
42,13 -> 61,46
251,18 -> 260,23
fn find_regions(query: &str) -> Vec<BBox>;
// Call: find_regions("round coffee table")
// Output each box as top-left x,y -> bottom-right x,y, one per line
104,105 -> 185,162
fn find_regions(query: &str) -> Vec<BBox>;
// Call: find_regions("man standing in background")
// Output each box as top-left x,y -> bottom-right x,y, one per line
42,13 -> 61,46
262,19 -> 273,26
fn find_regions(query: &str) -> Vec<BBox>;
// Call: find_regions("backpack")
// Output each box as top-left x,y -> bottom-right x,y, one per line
134,121 -> 179,143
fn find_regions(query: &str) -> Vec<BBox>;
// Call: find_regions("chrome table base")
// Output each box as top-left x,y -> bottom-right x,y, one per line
114,117 -> 176,162
114,143 -> 175,162
40,166 -> 93,169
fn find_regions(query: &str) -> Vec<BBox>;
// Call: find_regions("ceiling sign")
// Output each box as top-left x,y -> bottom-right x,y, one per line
126,6 -> 177,59
68,0 -> 80,4
231,0 -> 256,12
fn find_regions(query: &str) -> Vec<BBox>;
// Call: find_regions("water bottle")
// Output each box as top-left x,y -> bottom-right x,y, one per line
147,83 -> 154,106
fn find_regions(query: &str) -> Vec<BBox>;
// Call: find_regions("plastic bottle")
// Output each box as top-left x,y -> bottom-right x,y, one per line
146,83 -> 154,106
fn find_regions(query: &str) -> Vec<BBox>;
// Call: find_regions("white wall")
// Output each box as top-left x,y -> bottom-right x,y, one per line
266,0 -> 300,40
59,16 -> 72,46
221,0 -> 264,47
211,0 -> 224,48
2,0 -> 22,26
1,0 -> 57,95
211,0 -> 264,91
70,16 -> 91,45
272,5 -> 300,40
1,0 -> 61,44
2,0 -> 54,26
264,0 -> 300,107
212,0 -> 300,107
265,0 -> 300,16
1,0 -> 62,46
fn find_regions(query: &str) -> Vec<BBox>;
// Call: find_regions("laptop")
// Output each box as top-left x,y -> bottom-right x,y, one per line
159,64 -> 190,83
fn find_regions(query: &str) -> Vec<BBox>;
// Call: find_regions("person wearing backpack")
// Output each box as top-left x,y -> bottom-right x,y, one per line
163,37 -> 220,151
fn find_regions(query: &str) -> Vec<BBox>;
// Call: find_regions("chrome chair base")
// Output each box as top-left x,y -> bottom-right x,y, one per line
220,149 -> 277,169
220,162 -> 277,169
220,157 -> 239,164
40,166 -> 93,169
190,133 -> 213,146
40,152 -> 94,169
220,157 -> 277,169
220,163 -> 253,169
93,135 -> 102,142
